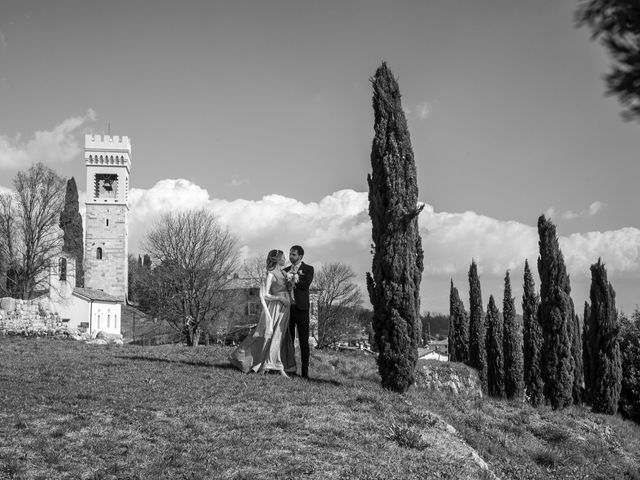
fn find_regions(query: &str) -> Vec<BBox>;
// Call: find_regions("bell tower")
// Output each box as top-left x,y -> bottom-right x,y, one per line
84,134 -> 131,301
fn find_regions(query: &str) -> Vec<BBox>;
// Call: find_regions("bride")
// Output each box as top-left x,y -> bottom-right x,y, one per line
229,249 -> 297,376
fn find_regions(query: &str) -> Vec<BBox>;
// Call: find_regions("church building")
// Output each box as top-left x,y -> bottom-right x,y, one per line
44,133 -> 131,336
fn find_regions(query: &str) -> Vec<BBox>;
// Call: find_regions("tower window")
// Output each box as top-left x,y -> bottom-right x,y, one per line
106,219 -> 109,227
97,247 -> 103,260
94,173 -> 118,199
59,258 -> 67,281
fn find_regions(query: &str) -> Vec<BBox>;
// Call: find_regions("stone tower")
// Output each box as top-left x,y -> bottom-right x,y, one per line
84,134 -> 131,301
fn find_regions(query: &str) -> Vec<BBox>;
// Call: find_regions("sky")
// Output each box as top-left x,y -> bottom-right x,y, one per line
0,0 -> 638,314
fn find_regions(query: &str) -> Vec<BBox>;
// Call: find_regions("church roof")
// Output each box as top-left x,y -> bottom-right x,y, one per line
73,288 -> 121,303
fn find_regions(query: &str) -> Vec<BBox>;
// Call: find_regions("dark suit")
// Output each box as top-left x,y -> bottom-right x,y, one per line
284,262 -> 314,377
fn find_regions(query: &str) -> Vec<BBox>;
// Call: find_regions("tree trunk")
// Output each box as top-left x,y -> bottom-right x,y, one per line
190,326 -> 201,347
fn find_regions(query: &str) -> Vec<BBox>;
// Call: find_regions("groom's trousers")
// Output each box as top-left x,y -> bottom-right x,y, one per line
289,305 -> 310,377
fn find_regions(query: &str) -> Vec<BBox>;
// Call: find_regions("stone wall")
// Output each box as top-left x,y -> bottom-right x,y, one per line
0,296 -> 70,336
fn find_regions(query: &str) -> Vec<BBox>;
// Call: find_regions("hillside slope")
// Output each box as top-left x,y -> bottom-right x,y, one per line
0,338 -> 638,479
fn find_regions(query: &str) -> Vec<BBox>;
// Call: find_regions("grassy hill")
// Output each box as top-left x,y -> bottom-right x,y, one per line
0,337 -> 638,479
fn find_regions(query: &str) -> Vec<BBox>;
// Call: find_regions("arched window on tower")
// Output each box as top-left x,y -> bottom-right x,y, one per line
59,258 -> 67,281
97,247 -> 103,260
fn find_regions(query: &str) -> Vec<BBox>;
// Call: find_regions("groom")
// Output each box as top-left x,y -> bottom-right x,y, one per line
284,245 -> 314,378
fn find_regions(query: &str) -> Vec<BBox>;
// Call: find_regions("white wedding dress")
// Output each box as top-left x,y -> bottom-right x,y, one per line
229,268 -> 296,373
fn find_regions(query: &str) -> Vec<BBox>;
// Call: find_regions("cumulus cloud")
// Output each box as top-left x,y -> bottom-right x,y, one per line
123,180 -> 640,313
544,206 -> 556,219
559,201 -> 607,221
0,109 -> 96,169
419,206 -> 538,276
229,177 -> 249,187
588,201 -> 606,216
415,101 -> 431,120
404,101 -> 432,121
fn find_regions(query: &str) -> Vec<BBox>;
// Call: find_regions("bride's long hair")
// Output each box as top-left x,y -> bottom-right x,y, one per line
266,249 -> 284,271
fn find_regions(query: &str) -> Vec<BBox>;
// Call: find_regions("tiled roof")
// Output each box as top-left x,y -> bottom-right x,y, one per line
73,288 -> 121,303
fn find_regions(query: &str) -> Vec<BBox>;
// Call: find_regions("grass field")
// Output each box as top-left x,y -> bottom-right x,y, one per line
1,337 -> 639,479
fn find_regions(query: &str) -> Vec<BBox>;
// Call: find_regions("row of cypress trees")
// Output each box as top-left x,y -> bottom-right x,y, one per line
448,215 -> 623,412
449,265 -> 524,399
363,62 -> 624,411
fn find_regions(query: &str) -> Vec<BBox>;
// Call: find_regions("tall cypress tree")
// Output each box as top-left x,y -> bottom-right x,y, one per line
486,295 -> 505,398
586,259 -> 622,414
571,312 -> 584,404
523,260 -> 544,406
448,280 -> 456,361
467,260 -> 487,392
537,215 -> 575,409
449,280 -> 469,363
619,308 -> 640,423
582,301 -> 593,404
59,177 -> 84,288
503,271 -> 524,399
366,62 -> 424,393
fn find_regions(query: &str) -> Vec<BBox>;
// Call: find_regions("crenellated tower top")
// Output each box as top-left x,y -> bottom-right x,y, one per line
85,134 -> 132,171
85,134 -> 131,152
84,134 -> 131,206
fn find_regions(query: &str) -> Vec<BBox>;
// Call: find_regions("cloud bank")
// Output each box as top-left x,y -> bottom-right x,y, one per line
126,179 -> 640,314
0,109 -> 96,169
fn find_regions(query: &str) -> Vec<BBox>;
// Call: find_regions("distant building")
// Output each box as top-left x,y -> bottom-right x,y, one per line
48,251 -> 121,336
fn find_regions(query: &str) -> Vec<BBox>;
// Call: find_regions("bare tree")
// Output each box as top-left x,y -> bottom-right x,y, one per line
315,262 -> 363,348
143,209 -> 240,346
0,164 -> 66,299
0,193 -> 18,296
242,254 -> 267,288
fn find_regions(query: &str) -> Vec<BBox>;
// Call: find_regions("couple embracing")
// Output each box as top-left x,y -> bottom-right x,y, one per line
229,246 -> 314,378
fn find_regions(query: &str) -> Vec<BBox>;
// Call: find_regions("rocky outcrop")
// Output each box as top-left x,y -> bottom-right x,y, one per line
415,360 -> 483,398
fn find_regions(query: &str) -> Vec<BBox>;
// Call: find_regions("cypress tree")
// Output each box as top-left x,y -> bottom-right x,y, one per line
366,62 -> 424,393
503,271 -> 524,399
486,295 -> 505,398
449,280 -> 469,363
586,259 -> 622,414
467,260 -> 487,392
619,308 -> 640,424
582,301 -> 593,404
523,260 -> 544,406
537,215 -> 575,409
571,312 -> 584,404
59,177 -> 84,287
448,281 -> 456,361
